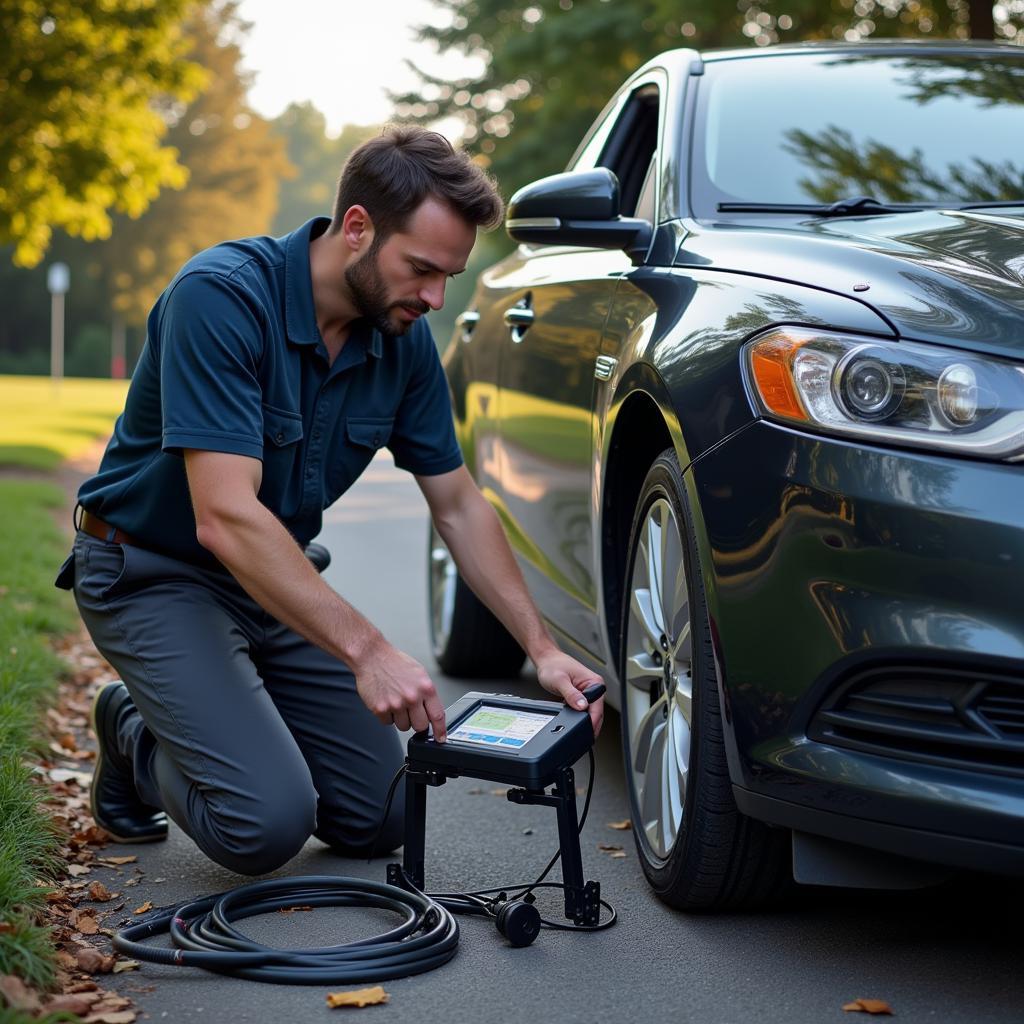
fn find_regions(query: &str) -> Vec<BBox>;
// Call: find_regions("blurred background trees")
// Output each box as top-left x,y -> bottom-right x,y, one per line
0,0 -> 1017,376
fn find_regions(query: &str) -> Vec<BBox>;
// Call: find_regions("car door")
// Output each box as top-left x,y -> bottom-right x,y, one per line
494,76 -> 665,661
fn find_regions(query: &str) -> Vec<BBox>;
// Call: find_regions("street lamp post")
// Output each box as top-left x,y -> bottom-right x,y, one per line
47,262 -> 70,382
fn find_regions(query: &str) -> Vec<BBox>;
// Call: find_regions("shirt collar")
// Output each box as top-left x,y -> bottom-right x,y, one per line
285,216 -> 384,359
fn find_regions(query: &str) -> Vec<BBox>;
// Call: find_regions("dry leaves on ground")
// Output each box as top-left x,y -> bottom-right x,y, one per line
9,627 -> 147,1022
326,986 -> 390,1008
843,999 -> 895,1015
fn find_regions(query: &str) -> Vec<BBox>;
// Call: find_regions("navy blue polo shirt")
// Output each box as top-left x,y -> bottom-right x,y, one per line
77,217 -> 463,567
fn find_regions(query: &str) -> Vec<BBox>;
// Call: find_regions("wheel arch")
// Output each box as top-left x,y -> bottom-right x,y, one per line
599,364 -> 687,674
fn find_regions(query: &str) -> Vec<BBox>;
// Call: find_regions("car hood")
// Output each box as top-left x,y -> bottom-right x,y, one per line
676,207 -> 1024,360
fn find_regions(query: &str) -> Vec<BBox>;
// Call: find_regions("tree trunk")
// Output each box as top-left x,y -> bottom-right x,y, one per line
970,0 -> 996,39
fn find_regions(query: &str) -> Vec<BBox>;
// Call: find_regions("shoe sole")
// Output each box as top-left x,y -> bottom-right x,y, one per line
89,684 -> 168,845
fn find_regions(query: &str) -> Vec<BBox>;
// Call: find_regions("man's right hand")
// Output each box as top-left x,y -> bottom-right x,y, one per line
352,638 -> 448,741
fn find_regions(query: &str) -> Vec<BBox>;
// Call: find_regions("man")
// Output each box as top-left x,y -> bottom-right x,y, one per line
56,126 -> 605,876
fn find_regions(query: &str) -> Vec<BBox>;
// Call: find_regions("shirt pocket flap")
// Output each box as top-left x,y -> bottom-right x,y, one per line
262,405 -> 304,447
347,416 -> 394,450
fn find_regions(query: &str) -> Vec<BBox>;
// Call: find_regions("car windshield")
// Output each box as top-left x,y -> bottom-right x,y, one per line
692,51 -> 1024,213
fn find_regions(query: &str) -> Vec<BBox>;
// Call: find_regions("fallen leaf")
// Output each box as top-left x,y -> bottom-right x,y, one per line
112,960 -> 141,973
597,842 -> 623,852
607,819 -> 632,830
490,788 -> 509,797
89,882 -> 115,902
76,915 -> 100,935
0,923 -> 13,934
326,986 -> 390,1008
69,864 -> 92,877
843,999 -> 894,1015
42,994 -> 96,1015
76,947 -> 115,974
83,1011 -> 136,1023
132,901 -> 153,915
609,850 -> 627,859
97,856 -> 137,866
49,768 -> 93,786
0,974 -> 40,1011
277,905 -> 314,914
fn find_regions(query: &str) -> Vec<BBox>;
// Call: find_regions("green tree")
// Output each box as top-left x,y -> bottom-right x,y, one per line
94,0 -> 293,325
396,0 -> 1016,196
271,104 -> 378,234
0,0 -> 206,267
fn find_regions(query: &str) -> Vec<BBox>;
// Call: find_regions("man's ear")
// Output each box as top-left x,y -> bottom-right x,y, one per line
341,204 -> 375,254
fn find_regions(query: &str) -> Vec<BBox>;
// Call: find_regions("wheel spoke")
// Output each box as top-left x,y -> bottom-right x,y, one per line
625,650 -> 661,690
644,513 -> 666,636
640,717 -> 668,849
632,694 -> 666,774
671,620 -> 692,666
629,587 -> 663,654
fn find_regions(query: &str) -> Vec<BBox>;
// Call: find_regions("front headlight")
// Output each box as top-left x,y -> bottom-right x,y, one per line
742,328 -> 1024,460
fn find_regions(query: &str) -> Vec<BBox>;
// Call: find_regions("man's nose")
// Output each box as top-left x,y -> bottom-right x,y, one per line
419,278 -> 446,311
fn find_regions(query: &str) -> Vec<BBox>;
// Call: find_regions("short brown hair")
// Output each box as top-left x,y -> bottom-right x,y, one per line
330,125 -> 504,239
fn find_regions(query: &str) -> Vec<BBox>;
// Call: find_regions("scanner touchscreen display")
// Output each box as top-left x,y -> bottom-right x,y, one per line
448,706 -> 553,749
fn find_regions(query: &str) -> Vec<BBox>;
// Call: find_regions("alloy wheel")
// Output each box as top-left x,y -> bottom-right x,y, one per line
428,525 -> 457,657
624,497 -> 694,860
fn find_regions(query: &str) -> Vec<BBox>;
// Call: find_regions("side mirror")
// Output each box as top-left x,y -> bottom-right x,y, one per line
506,168 -> 652,262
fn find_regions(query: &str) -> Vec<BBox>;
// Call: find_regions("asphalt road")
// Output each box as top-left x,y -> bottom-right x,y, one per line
89,454 -> 1023,1024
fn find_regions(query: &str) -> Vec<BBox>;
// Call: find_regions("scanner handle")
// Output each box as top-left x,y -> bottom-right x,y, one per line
580,682 -> 606,705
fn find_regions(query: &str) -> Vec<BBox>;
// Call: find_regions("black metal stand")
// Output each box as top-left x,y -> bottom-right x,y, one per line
389,764 -> 601,926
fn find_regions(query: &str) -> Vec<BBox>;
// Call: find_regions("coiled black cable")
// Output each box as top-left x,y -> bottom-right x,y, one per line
113,748 -> 614,984
113,875 -> 458,984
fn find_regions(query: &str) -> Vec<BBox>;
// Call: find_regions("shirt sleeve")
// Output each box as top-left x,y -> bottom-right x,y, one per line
158,272 -> 266,459
387,324 -> 464,476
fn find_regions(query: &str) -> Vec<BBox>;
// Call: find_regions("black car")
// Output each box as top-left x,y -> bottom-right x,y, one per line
427,41 -> 1024,909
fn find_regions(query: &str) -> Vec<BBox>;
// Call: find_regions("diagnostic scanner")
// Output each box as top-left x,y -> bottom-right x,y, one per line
396,684 -> 607,927
407,684 -> 603,788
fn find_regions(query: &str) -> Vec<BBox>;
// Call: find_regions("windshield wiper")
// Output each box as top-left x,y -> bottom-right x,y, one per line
718,196 -> 1024,217
718,196 -> 925,217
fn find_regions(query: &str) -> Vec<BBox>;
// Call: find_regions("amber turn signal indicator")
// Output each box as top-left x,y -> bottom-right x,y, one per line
748,334 -> 810,422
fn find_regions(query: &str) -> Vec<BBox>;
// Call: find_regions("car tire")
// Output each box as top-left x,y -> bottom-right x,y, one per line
619,448 -> 790,910
428,522 -> 526,678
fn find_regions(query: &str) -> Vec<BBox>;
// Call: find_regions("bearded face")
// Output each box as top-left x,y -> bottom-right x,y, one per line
344,238 -> 429,337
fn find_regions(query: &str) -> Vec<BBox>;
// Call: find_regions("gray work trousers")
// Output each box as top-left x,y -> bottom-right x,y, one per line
68,530 -> 405,876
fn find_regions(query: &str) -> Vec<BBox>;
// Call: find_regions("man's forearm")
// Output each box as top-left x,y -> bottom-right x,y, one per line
435,494 -> 559,664
196,500 -> 383,668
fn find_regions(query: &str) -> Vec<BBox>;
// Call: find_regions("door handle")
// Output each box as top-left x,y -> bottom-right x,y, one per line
503,301 -> 534,343
456,309 -> 479,343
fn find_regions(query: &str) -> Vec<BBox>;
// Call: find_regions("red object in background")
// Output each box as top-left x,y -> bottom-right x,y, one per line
111,356 -> 126,379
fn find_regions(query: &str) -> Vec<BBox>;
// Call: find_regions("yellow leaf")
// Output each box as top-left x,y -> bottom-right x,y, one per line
326,986 -> 390,1008
607,819 -> 631,830
132,901 -> 153,915
843,999 -> 894,1015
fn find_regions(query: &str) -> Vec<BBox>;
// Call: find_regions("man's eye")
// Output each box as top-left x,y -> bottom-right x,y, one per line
412,265 -> 428,276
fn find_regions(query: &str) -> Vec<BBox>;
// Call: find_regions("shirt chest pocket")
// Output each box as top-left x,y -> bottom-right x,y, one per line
346,416 -> 394,452
326,416 -> 395,500
260,404 -> 304,510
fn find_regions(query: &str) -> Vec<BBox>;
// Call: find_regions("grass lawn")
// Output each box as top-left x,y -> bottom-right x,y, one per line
0,480 -> 77,991
0,376 -> 124,1002
0,375 -> 128,471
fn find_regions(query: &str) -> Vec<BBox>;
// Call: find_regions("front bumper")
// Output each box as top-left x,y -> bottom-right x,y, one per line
688,419 -> 1024,872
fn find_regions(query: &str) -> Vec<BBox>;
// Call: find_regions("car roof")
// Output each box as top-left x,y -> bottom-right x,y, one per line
637,39 -> 1024,80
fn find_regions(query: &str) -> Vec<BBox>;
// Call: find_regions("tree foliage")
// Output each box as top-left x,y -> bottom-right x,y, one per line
91,0 -> 292,323
270,104 -> 379,234
396,0 -> 1017,196
0,0 -> 207,267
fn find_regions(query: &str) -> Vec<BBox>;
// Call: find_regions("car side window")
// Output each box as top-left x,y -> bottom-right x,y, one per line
597,84 -> 661,219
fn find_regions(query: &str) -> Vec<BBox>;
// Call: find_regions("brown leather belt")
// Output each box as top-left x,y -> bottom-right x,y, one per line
80,510 -> 142,548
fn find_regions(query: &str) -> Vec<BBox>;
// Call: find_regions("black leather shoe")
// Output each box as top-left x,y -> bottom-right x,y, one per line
89,682 -> 168,843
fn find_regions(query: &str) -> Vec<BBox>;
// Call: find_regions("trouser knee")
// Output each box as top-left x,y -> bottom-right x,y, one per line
204,789 -> 318,876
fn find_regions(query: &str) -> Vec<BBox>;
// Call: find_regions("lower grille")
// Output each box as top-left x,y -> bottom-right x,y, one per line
807,666 -> 1024,777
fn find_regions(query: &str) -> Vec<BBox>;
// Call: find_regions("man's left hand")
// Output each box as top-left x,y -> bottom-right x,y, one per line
534,650 -> 606,738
